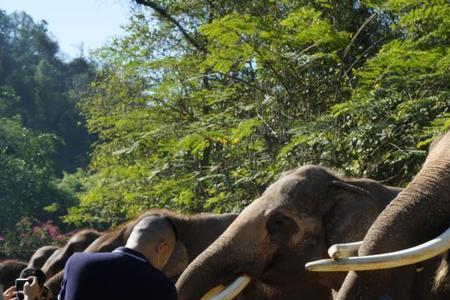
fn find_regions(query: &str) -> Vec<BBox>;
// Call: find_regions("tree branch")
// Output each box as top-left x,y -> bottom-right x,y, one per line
135,0 -> 205,52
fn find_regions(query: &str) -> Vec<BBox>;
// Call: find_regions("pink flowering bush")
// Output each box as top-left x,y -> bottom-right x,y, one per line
0,217 -> 70,260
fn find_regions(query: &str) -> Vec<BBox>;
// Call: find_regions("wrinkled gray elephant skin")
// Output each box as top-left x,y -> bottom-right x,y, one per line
0,259 -> 27,290
27,245 -> 59,269
41,229 -> 101,279
336,131 -> 450,300
176,165 -> 401,300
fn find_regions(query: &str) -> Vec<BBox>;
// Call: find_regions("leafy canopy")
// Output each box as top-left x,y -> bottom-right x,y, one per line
66,0 -> 449,228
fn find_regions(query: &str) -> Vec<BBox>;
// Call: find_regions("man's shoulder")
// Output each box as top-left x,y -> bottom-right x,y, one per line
69,251 -> 110,260
145,267 -> 173,283
146,267 -> 176,287
141,268 -> 177,299
67,251 -> 117,266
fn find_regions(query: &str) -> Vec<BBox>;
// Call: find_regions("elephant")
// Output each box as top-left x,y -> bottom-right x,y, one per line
41,229 -> 101,279
0,259 -> 27,291
176,164 -> 402,300
27,245 -> 59,269
1,246 -> 58,293
45,209 -> 238,296
307,131 -> 450,300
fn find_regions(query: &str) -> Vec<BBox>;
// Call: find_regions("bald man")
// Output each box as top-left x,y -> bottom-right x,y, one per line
57,216 -> 177,300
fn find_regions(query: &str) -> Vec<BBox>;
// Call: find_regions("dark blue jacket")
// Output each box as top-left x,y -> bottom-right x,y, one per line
58,247 -> 177,300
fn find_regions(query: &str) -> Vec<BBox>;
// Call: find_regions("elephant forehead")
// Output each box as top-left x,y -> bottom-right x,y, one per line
263,176 -> 324,206
274,171 -> 327,192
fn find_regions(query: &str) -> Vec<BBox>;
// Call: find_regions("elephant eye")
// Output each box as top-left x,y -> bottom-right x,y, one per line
266,213 -> 297,237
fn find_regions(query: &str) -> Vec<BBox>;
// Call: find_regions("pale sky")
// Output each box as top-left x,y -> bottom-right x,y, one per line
1,0 -> 133,59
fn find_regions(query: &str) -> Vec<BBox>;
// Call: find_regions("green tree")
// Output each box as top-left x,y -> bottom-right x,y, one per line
0,10 -> 96,236
68,0 -> 402,228
0,117 -> 68,230
0,11 -> 95,174
280,0 -> 450,184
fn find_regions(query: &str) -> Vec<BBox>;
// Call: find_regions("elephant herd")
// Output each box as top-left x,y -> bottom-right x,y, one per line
0,211 -> 237,298
0,131 -> 448,299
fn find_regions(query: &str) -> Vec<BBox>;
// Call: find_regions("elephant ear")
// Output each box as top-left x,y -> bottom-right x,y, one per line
323,180 -> 381,247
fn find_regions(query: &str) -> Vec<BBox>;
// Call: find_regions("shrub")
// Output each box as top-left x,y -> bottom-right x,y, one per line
0,217 -> 69,260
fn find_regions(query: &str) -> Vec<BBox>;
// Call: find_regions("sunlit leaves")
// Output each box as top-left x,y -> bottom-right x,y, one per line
279,0 -> 449,184
281,7 -> 349,49
0,117 -> 63,229
66,0 -> 449,229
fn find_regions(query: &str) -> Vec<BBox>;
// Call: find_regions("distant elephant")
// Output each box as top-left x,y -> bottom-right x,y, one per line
27,245 -> 59,269
45,209 -> 238,296
41,229 -> 101,279
176,165 -> 402,300
311,131 -> 450,300
0,259 -> 27,291
2,246 -> 57,294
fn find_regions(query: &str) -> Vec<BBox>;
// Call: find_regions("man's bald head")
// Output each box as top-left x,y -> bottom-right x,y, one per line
126,215 -> 177,269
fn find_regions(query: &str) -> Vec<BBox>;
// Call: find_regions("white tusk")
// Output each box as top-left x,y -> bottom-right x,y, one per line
201,275 -> 251,300
328,241 -> 363,259
201,285 -> 226,300
306,226 -> 450,272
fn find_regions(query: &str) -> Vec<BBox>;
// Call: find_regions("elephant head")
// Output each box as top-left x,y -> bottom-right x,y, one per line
27,245 -> 59,269
0,260 -> 27,290
308,131 -> 450,299
41,229 -> 101,279
176,165 -> 401,300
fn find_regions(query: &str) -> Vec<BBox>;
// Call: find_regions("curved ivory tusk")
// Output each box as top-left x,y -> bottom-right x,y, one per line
328,241 -> 363,259
201,285 -> 226,300
306,226 -> 450,272
201,275 -> 251,300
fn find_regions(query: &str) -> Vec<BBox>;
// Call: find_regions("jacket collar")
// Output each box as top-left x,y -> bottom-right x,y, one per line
113,247 -> 149,264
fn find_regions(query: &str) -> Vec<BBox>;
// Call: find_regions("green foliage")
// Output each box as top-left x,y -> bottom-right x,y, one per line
282,0 -> 449,183
0,218 -> 67,260
63,0 -> 448,229
0,10 -> 95,237
0,11 -> 95,174
0,117 -> 67,229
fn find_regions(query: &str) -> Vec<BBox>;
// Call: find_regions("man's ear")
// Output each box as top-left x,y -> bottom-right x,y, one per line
156,240 -> 168,254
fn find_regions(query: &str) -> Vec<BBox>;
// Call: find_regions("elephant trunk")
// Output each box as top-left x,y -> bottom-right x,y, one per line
176,235 -> 243,300
337,156 -> 450,299
45,270 -> 64,297
177,207 -> 267,300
